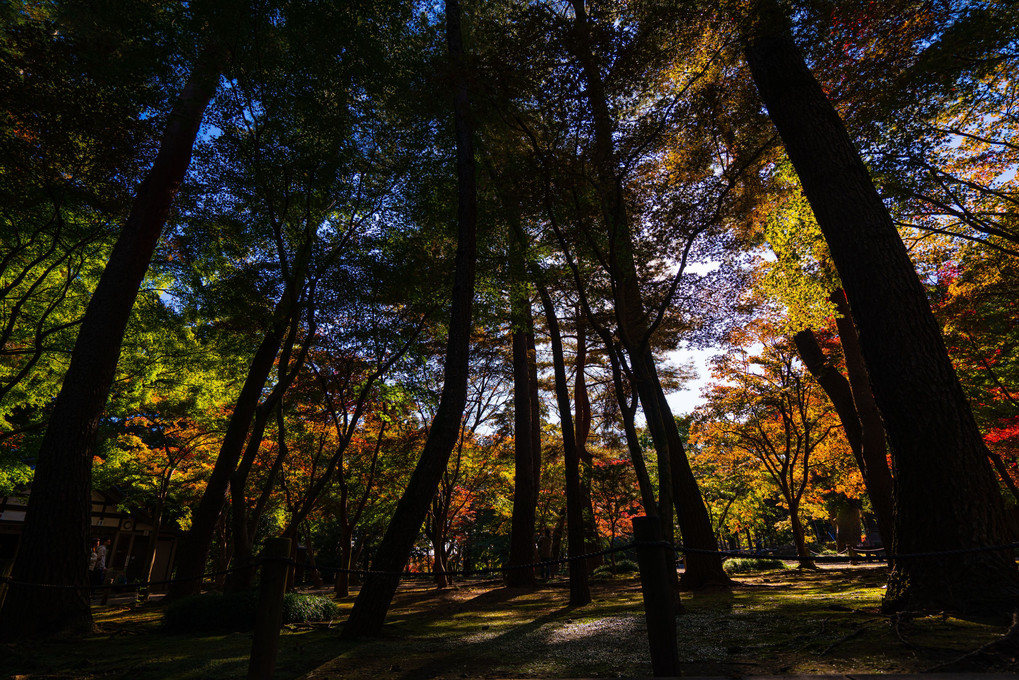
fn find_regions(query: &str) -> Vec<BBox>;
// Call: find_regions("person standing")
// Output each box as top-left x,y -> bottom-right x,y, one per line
93,538 -> 109,585
87,539 -> 99,597
537,529 -> 553,580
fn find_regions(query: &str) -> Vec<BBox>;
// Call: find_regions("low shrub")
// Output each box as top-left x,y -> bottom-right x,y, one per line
163,591 -> 339,633
722,557 -> 786,574
282,592 -> 340,623
591,558 -> 640,577
611,558 -> 639,574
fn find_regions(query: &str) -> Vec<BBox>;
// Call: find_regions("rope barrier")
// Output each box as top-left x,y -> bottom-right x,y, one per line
0,563 -> 254,591
667,539 -> 1019,562
2,537 -> 1017,592
296,541 -> 637,578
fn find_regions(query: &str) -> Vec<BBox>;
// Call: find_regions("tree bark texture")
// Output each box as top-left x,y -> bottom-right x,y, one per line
0,43 -> 224,639
340,0 -> 478,637
745,1 -> 1019,615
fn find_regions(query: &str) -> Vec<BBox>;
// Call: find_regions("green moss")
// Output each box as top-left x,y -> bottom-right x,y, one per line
2,569 -> 1015,679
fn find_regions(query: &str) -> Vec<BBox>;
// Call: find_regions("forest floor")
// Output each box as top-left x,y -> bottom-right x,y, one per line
3,564 -> 1018,679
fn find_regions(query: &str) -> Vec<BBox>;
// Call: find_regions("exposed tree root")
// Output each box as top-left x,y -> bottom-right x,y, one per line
923,611 -> 1019,672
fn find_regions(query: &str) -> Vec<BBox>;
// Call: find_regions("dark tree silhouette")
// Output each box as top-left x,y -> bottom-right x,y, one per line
744,0 -> 1019,616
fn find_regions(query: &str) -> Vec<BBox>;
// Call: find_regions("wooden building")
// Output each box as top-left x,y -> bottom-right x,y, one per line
0,489 -> 180,590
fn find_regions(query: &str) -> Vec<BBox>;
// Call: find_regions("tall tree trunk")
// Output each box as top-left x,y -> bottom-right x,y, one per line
792,325 -> 894,553
226,307 -> 309,592
537,284 -> 591,606
744,0 -> 1019,615
506,223 -> 537,587
432,517 -> 449,589
334,421 -> 384,595
335,487 -> 352,597
574,313 -> 601,568
630,348 -> 729,588
340,0 -> 478,637
426,503 -> 448,589
568,0 -> 726,590
527,313 -> 542,492
141,466 -> 173,599
606,344 -> 657,513
224,404 -> 278,592
140,495 -> 167,601
0,44 -> 223,639
212,512 -> 231,591
306,526 -> 324,589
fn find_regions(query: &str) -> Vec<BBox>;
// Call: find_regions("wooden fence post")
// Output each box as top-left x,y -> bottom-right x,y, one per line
632,515 -> 679,678
248,537 -> 291,680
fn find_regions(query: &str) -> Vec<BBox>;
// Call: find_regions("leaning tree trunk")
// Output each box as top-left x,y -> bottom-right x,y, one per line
606,345 -> 657,512
745,0 -> 1019,616
793,325 -> 894,553
829,289 -> 895,551
225,312 -> 307,592
0,43 -> 223,639
167,306 -> 293,599
629,348 -> 730,589
340,0 -> 478,638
